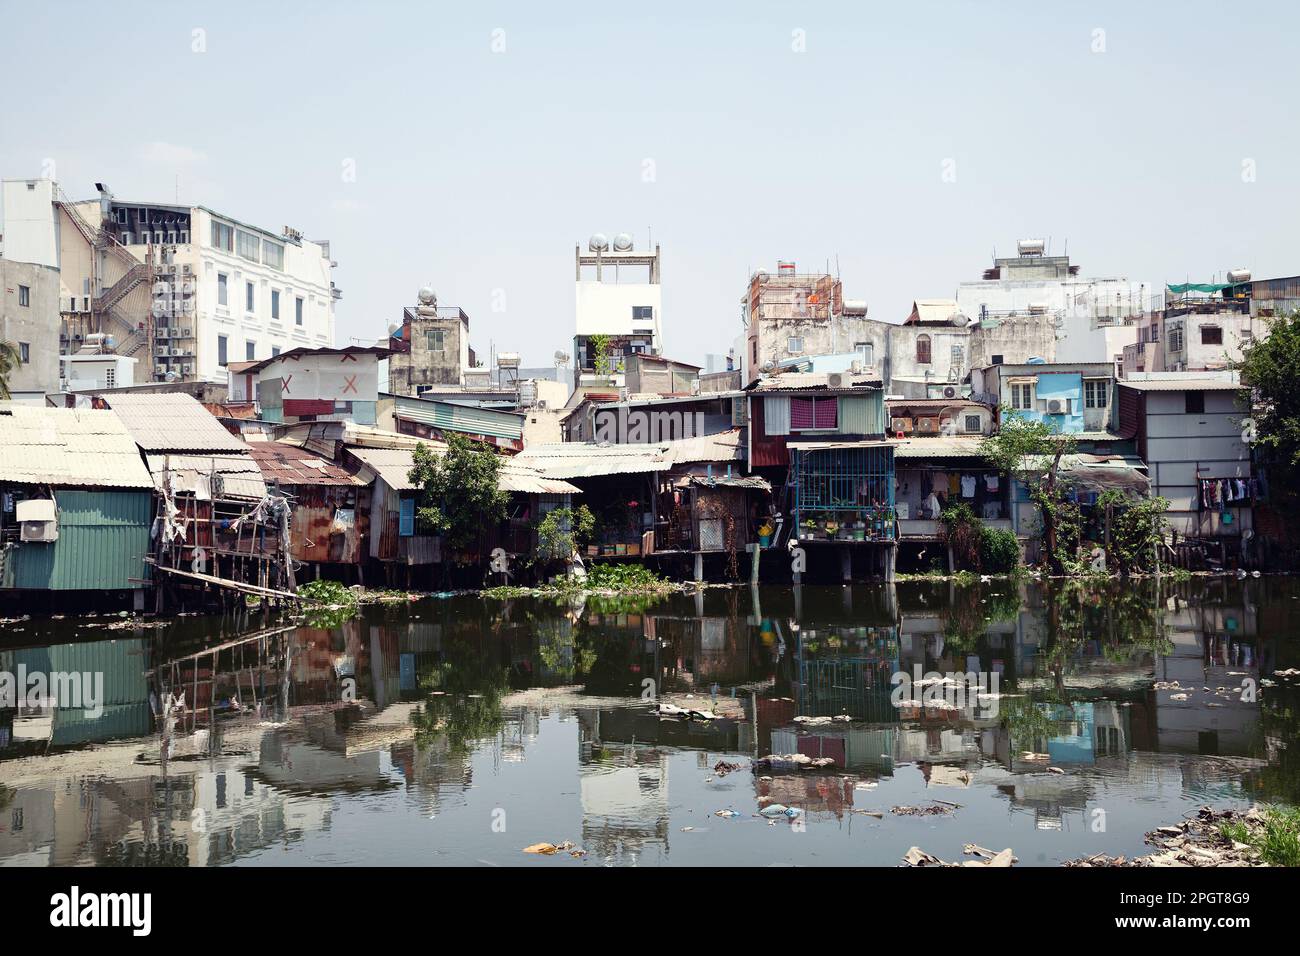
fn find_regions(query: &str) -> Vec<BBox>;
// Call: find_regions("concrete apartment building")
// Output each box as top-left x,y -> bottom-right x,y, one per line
0,178 -> 338,386
385,287 -> 475,395
955,239 -> 1151,365
573,234 -> 662,387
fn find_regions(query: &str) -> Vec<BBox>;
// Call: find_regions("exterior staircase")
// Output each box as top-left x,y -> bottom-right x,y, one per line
54,190 -> 153,363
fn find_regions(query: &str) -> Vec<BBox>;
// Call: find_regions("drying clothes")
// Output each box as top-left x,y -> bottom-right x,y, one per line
924,493 -> 941,518
961,475 -> 976,498
930,471 -> 948,495
949,474 -> 961,496
985,475 -> 999,492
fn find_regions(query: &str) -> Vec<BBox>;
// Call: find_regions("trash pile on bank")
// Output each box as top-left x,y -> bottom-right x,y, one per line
1063,806 -> 1272,867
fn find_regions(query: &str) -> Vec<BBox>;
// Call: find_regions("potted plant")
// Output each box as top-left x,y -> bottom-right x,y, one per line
801,518 -> 819,540
758,519 -> 775,548
824,518 -> 840,540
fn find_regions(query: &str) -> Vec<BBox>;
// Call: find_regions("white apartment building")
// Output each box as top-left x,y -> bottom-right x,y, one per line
955,240 -> 1152,365
573,234 -> 662,387
0,179 -> 338,385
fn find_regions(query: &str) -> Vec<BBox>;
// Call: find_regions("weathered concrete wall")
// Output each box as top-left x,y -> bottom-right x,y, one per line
388,309 -> 468,394
0,259 -> 61,398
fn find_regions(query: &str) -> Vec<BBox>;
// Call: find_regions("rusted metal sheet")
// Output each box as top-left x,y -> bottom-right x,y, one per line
290,485 -> 370,564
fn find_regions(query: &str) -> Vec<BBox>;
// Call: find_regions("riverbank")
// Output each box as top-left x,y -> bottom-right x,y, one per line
1063,806 -> 1297,867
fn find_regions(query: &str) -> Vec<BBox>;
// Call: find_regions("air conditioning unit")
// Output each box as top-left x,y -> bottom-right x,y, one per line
155,346 -> 169,357
166,264 -> 178,275
1046,398 -> 1069,414
17,499 -> 58,542
181,300 -> 195,314
941,385 -> 959,399
171,347 -> 183,356
181,327 -> 192,338
916,416 -> 940,435
181,263 -> 193,275
891,417 -> 914,434
155,364 -> 168,375
827,372 -> 844,388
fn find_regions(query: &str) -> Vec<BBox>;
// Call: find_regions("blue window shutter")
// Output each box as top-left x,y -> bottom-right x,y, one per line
399,498 -> 415,537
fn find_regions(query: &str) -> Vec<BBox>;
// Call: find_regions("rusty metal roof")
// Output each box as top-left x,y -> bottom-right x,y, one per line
0,405 -> 153,488
246,442 -> 361,486
102,392 -> 249,453
513,430 -> 745,479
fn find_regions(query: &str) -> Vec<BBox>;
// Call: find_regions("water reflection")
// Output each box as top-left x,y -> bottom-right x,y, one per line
1,577 -> 1297,866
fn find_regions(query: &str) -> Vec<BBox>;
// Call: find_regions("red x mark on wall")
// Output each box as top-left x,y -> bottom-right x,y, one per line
281,375 -> 292,394
342,374 -> 358,394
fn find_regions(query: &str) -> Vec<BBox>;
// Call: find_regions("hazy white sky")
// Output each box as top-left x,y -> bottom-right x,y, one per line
3,0 -> 1295,366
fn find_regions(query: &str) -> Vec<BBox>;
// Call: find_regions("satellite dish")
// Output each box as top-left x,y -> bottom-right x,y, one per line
588,233 -> 609,252
417,286 -> 436,306
612,232 -> 633,251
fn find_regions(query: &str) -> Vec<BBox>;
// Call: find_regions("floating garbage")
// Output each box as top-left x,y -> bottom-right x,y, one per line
752,753 -> 836,774
759,803 -> 803,819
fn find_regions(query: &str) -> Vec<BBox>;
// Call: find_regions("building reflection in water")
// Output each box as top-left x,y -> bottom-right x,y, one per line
0,576 -> 1294,865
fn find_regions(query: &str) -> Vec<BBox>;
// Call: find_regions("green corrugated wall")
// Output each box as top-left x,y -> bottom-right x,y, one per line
2,490 -> 153,591
839,393 -> 886,435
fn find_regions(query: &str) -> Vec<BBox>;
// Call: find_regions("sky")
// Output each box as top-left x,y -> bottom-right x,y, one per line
2,0 -> 1297,367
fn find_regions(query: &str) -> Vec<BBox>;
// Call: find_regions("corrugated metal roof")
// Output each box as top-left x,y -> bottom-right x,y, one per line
347,446 -> 580,495
246,442 -> 360,486
908,299 -> 963,324
514,430 -> 745,478
103,393 -> 249,453
0,405 -> 152,488
890,436 -> 987,459
749,373 -> 884,391
392,395 -> 524,442
144,453 -> 269,500
1119,378 -> 1244,392
237,345 -> 392,376
787,439 -> 892,452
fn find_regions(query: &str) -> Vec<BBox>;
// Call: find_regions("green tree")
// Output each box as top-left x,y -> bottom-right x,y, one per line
1235,310 -> 1300,512
0,341 -> 22,400
407,434 -> 508,551
981,408 -> 1078,572
589,333 -> 612,376
536,504 -> 595,563
1095,488 -> 1169,574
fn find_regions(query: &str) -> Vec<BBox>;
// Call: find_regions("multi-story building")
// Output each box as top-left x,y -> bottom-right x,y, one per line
0,256 -> 61,400
972,361 -> 1117,435
0,178 -> 338,386
385,287 -> 475,395
955,239 -> 1152,365
574,234 -> 662,387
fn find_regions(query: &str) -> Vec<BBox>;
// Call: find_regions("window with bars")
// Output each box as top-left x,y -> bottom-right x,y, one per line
1011,383 -> 1034,410
791,396 -> 837,430
916,334 -> 931,364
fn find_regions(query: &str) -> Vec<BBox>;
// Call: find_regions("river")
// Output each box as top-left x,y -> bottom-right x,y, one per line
1,577 -> 1296,866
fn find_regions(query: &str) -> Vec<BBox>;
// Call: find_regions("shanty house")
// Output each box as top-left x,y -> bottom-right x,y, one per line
246,442 -> 370,579
0,406 -> 154,602
244,346 -> 389,426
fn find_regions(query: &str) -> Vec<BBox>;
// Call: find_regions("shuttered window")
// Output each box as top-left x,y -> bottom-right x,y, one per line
399,497 -> 415,537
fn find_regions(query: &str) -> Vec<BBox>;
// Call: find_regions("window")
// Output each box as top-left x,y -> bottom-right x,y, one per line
1168,324 -> 1184,353
632,305 -> 654,322
295,297 -> 304,326
991,354 -> 1004,365
211,221 -> 233,252
271,346 -> 281,357
1011,383 -> 1034,410
271,289 -> 280,320
1185,391 -> 1205,414
399,497 -> 415,537
217,273 -> 228,306
964,414 -> 982,434
854,342 -> 874,366
105,367 -> 116,388
916,334 -> 931,364
951,343 -> 964,366
1201,325 -> 1223,345
1084,379 -> 1108,409
263,240 -> 284,271
19,342 -> 30,364
790,396 -> 838,430
236,229 -> 260,262
18,285 -> 30,307
217,334 -> 228,367
245,281 -> 255,313
787,336 -> 803,354
425,329 -> 445,353
246,341 -> 256,361
82,296 -> 88,312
